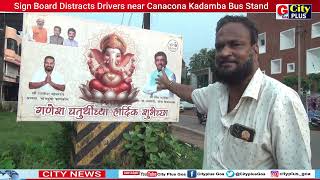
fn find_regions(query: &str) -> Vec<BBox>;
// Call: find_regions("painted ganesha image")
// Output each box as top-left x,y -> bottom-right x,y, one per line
80,33 -> 139,104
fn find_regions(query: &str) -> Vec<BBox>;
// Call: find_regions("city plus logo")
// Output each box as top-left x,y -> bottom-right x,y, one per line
276,4 -> 312,19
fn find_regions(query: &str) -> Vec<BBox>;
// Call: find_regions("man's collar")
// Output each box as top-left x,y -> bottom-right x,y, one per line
241,68 -> 263,100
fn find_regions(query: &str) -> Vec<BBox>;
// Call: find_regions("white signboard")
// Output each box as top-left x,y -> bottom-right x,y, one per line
17,13 -> 183,122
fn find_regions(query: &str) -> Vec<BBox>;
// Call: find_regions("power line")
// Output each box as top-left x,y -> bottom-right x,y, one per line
121,13 -> 125,25
128,13 -> 133,26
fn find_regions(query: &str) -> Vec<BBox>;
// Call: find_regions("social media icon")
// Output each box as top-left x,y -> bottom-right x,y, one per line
187,170 -> 197,178
226,170 -> 235,177
271,170 -> 279,177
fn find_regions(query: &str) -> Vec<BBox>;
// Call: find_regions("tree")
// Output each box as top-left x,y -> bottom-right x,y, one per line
189,48 -> 216,84
189,48 -> 216,72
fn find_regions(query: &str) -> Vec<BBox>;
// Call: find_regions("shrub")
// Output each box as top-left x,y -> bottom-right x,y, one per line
0,151 -> 15,168
121,122 -> 200,169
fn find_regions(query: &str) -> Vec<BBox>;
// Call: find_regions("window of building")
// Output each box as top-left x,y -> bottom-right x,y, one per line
5,38 -> 18,52
312,22 -> 320,39
306,47 -> 320,74
280,28 -> 295,50
4,62 -> 19,78
287,63 -> 295,73
271,59 -> 282,74
258,33 -> 266,54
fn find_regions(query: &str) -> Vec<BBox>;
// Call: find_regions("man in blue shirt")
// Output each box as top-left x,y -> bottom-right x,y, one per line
63,28 -> 78,47
143,51 -> 176,98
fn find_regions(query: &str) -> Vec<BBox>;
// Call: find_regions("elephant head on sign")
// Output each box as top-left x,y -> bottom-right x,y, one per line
80,33 -> 138,104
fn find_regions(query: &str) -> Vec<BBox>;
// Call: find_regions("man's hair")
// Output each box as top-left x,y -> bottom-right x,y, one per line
154,51 -> 167,63
67,28 -> 76,34
44,56 -> 55,63
216,15 -> 258,45
36,18 -> 44,23
54,26 -> 61,32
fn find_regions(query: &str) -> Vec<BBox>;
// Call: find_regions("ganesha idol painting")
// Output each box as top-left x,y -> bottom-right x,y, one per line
80,33 -> 139,104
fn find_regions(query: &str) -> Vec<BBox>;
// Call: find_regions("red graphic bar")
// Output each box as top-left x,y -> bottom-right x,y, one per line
0,0 -> 319,12
38,170 -> 106,179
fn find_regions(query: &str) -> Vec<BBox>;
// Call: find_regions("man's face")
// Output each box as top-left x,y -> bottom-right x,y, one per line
68,31 -> 76,40
36,19 -> 44,28
155,55 -> 167,71
214,22 -> 257,85
44,58 -> 55,72
53,27 -> 61,36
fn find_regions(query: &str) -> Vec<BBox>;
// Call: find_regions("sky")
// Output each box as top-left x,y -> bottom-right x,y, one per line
64,13 -> 245,66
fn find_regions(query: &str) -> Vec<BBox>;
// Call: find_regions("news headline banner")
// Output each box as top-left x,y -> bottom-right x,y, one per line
1,0 -> 319,12
14,2 -> 269,12
17,13 -> 182,122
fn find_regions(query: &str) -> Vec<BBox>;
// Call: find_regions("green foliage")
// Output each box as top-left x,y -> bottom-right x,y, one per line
181,76 -> 191,85
302,78 -> 312,92
6,123 -> 72,168
308,73 -> 320,92
308,73 -> 320,81
102,139 -> 203,169
283,75 -> 298,88
120,123 -> 203,169
8,139 -> 66,168
175,142 -> 203,169
0,151 -> 15,168
0,112 -> 63,153
0,113 -> 72,168
189,48 -> 216,72
282,75 -> 311,92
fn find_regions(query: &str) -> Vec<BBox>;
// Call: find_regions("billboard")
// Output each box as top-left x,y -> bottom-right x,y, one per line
17,13 -> 183,122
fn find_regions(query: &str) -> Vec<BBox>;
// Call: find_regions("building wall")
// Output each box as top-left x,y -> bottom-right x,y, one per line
0,13 -> 23,101
248,13 -> 320,81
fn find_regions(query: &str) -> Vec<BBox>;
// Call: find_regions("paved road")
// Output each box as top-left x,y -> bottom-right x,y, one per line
170,114 -> 204,148
173,110 -> 320,168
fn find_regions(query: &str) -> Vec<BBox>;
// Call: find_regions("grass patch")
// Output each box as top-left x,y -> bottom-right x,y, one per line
0,112 -> 62,152
0,112 -> 71,168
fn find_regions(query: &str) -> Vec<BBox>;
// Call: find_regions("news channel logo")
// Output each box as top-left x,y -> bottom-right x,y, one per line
187,170 -> 197,178
276,4 -> 312,20
226,170 -> 235,177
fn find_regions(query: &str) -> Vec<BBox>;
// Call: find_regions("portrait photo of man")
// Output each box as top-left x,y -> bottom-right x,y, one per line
29,56 -> 65,92
63,28 -> 78,47
143,51 -> 176,98
32,17 -> 47,43
49,26 -> 64,45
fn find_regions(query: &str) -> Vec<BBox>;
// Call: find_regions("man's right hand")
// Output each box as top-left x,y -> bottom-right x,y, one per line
156,68 -> 170,91
155,67 -> 194,103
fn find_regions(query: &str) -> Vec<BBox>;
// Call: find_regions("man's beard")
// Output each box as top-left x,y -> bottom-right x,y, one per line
45,67 -> 53,72
215,55 -> 254,85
